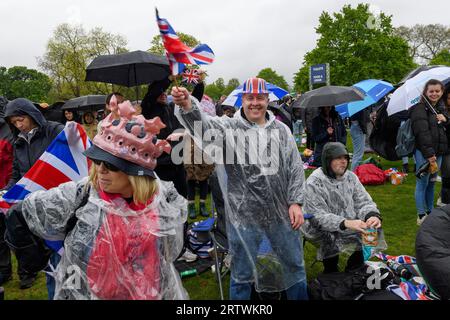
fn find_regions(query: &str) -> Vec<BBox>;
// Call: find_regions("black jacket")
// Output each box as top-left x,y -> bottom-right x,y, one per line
312,109 -> 347,167
409,100 -> 449,159
350,108 -> 369,134
416,204 -> 450,299
141,79 -> 204,166
3,98 -> 64,190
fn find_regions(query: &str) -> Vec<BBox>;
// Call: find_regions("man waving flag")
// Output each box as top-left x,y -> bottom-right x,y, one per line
155,8 -> 215,75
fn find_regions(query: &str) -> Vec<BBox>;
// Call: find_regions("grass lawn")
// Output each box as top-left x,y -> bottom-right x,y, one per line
2,135 -> 430,300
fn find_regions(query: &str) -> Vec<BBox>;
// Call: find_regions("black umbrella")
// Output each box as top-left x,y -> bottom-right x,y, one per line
397,65 -> 447,87
39,101 -> 65,123
85,50 -> 170,99
62,95 -> 107,111
292,85 -> 365,109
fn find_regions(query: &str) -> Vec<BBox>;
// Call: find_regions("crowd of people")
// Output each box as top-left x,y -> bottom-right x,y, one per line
0,74 -> 449,300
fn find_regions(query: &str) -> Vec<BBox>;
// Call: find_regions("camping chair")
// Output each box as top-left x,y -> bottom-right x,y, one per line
208,171 -> 230,300
208,199 -> 229,300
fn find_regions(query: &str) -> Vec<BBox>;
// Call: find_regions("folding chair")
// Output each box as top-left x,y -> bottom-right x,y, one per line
208,171 -> 230,300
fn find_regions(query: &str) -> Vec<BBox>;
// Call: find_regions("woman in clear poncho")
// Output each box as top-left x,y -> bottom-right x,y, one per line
5,97 -> 188,300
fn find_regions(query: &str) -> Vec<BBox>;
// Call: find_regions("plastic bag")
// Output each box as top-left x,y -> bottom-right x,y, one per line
362,228 -> 387,261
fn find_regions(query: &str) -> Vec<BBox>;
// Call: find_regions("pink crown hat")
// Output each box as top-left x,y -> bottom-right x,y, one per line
92,95 -> 171,171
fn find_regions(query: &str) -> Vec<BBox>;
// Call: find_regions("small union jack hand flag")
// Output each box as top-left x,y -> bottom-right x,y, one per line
181,68 -> 201,85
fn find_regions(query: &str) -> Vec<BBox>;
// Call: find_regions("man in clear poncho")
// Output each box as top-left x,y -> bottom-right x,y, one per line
5,98 -> 188,300
301,142 -> 384,273
172,77 -> 308,300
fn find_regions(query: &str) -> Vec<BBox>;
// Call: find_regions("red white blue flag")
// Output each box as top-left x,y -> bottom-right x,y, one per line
0,122 -> 91,253
155,9 -> 215,75
181,68 -> 201,85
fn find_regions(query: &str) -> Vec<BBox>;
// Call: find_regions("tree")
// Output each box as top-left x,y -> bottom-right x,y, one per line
293,4 -> 416,93
223,78 -> 240,96
204,77 -> 226,101
0,66 -> 7,97
257,68 -> 290,91
0,66 -> 52,102
395,24 -> 450,64
38,24 -> 128,101
429,49 -> 450,66
148,32 -> 200,55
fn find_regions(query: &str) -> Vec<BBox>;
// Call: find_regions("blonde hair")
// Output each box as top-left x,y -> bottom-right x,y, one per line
89,164 -> 158,204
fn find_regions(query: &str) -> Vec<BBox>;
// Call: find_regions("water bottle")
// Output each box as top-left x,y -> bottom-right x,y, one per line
386,260 -> 413,280
180,269 -> 197,278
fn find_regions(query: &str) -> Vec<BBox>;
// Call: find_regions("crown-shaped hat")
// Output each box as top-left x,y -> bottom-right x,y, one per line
93,96 -> 171,170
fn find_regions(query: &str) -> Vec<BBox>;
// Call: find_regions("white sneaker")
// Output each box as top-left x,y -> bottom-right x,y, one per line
417,215 -> 427,226
177,249 -> 198,262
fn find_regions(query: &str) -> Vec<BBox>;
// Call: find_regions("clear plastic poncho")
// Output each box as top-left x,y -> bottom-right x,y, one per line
301,168 -> 387,261
20,177 -> 188,300
175,97 -> 307,293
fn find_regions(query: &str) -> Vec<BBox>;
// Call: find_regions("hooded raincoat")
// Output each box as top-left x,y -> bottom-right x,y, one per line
175,97 -> 306,293
3,98 -> 64,190
7,177 -> 188,300
301,142 -> 384,260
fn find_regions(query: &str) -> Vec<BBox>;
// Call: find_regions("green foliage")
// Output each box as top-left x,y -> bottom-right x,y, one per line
38,24 -> 129,102
223,78 -> 240,96
256,68 -> 290,91
430,49 -> 450,66
293,4 -> 416,93
148,32 -> 200,55
0,66 -> 52,102
205,78 -> 241,101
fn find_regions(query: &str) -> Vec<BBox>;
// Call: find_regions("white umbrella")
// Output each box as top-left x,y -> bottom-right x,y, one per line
387,67 -> 450,116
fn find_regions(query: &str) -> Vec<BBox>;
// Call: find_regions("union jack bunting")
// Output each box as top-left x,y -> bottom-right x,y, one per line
375,253 -> 417,265
155,9 -> 215,75
0,122 -> 91,254
387,280 -> 430,300
181,68 -> 200,85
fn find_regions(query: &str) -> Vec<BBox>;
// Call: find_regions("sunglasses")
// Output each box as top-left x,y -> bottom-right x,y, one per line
90,159 -> 120,172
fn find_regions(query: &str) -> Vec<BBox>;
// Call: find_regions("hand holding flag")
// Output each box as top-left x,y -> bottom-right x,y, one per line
155,8 -> 215,76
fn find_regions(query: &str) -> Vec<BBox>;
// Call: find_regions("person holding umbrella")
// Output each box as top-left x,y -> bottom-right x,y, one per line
410,79 -> 450,225
311,106 -> 347,167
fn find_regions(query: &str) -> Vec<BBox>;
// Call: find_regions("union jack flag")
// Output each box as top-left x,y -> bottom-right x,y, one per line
0,122 -> 91,254
181,68 -> 200,85
387,280 -> 430,300
155,9 -> 215,75
375,253 -> 417,265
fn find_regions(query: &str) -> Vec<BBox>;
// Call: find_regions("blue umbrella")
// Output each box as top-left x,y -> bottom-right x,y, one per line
335,79 -> 393,117
222,82 -> 289,107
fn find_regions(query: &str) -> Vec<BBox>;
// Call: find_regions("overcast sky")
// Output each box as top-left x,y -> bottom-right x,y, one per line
0,0 -> 449,87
